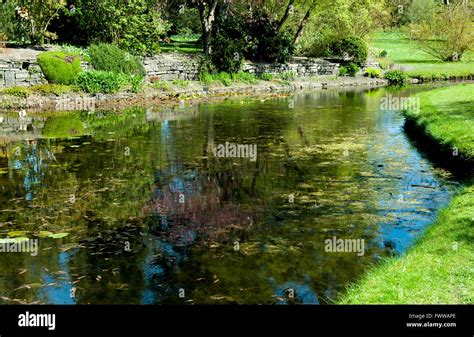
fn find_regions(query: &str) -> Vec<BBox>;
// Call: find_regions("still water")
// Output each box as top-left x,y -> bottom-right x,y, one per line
0,86 -> 461,304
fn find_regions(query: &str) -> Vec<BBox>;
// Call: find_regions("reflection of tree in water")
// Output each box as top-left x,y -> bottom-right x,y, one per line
142,167 -> 253,244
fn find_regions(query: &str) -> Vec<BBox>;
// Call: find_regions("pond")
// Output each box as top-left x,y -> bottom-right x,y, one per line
0,85 -> 463,304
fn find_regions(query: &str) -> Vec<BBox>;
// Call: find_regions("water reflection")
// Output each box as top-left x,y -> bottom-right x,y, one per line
0,86 -> 461,304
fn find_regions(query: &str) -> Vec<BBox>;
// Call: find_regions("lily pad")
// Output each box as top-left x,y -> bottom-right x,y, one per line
48,233 -> 69,239
37,231 -> 53,238
7,231 -> 28,237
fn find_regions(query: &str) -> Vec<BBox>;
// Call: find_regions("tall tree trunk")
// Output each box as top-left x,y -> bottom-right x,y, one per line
198,0 -> 219,56
277,0 -> 295,31
293,8 -> 311,46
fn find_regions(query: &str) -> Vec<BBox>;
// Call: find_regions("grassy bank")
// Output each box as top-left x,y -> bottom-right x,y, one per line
338,83 -> 474,304
404,84 -> 474,160
370,30 -> 474,81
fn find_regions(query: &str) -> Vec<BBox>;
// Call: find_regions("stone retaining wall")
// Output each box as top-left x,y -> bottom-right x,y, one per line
143,53 -> 340,82
0,50 -> 343,88
0,58 -> 45,88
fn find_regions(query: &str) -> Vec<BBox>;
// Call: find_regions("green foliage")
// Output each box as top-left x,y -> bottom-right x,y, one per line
57,0 -> 170,56
74,71 -> 128,94
259,73 -> 274,81
129,75 -> 145,93
409,4 -> 474,62
364,68 -> 382,78
280,71 -> 296,81
210,32 -> 245,73
172,80 -> 190,88
338,66 -> 348,77
379,50 -> 388,58
331,36 -> 368,66
1,86 -> 30,98
384,70 -> 410,85
231,72 -> 258,84
151,80 -> 171,91
346,63 -> 360,77
211,7 -> 294,72
89,44 -> 145,77
30,84 -> 72,96
37,51 -> 83,85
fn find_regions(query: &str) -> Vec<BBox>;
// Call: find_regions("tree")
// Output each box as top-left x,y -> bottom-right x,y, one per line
13,0 -> 66,44
409,1 -> 474,61
196,0 -> 220,55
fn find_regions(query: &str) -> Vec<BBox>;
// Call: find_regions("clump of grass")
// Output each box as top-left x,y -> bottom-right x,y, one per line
279,71 -> 296,81
172,79 -> 190,87
151,80 -> 171,91
231,71 -> 258,84
1,86 -> 30,98
259,73 -> 274,81
30,84 -> 73,96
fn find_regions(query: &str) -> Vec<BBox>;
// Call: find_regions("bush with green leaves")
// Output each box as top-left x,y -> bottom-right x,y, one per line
280,71 -> 296,81
74,71 -> 128,94
346,63 -> 360,77
210,7 -> 294,72
384,70 -> 410,85
37,52 -> 83,85
52,0 -> 170,56
89,44 -> 145,77
330,36 -> 368,66
338,66 -> 348,77
364,68 -> 382,78
259,73 -> 274,81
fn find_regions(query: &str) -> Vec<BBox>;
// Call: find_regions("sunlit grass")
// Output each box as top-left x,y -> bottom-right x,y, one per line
369,30 -> 474,79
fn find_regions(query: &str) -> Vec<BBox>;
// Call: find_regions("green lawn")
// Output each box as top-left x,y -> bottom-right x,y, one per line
369,30 -> 474,80
404,84 -> 474,159
338,84 -> 474,304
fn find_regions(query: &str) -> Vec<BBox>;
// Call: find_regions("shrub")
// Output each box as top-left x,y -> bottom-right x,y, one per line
74,71 -> 128,94
384,70 -> 410,85
129,75 -> 145,93
330,36 -> 368,66
364,68 -> 382,78
152,80 -> 171,91
210,7 -> 294,72
347,63 -> 360,77
231,72 -> 258,84
37,52 -> 83,85
259,73 -> 273,81
1,86 -> 30,98
338,66 -> 348,77
280,71 -> 296,81
210,32 -> 245,73
379,50 -> 388,58
89,44 -> 145,77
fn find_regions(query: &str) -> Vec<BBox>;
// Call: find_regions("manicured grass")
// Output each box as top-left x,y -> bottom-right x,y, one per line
370,30 -> 474,79
404,84 -> 474,160
338,83 -> 474,304
338,185 -> 474,304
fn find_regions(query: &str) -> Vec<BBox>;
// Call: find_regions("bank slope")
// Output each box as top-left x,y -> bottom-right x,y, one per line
338,83 -> 474,304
